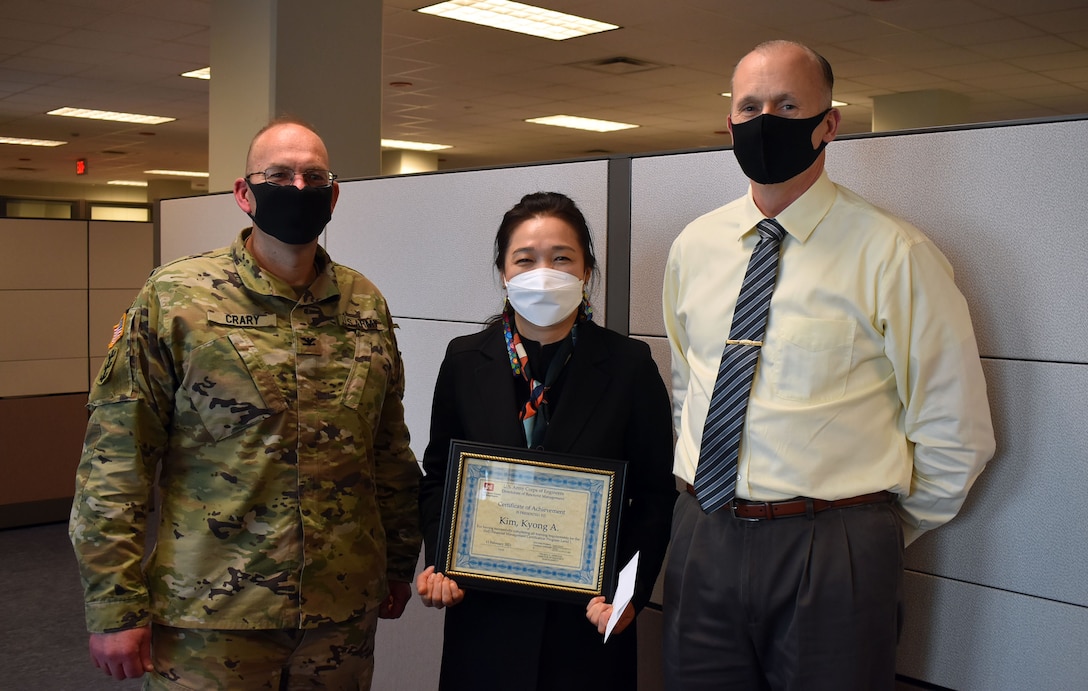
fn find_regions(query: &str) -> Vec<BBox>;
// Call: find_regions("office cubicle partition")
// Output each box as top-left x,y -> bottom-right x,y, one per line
155,116 -> 1087,690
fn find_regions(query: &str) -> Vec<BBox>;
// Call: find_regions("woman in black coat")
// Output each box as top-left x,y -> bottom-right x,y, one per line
416,191 -> 677,691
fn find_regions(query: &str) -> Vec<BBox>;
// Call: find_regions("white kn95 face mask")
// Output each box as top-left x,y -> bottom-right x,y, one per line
505,268 -> 584,328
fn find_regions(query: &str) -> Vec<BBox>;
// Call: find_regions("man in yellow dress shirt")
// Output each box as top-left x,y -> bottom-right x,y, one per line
662,40 -> 995,690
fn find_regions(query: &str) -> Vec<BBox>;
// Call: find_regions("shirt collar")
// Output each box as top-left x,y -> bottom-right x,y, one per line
739,170 -> 836,243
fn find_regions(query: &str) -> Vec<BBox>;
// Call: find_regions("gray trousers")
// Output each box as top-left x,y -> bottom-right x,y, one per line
663,491 -> 903,691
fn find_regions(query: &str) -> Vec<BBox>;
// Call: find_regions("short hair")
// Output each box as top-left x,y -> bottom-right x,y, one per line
735,40 -> 834,104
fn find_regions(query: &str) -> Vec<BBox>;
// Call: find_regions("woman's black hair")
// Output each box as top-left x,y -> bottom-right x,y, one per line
486,191 -> 598,326
493,191 -> 597,276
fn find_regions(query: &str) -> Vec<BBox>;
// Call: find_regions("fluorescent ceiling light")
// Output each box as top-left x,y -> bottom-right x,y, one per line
181,67 -> 211,80
417,0 -> 618,41
526,115 -> 638,132
48,107 -> 175,125
144,169 -> 209,178
0,136 -> 67,147
381,139 -> 452,152
107,180 -> 149,187
720,92 -> 848,107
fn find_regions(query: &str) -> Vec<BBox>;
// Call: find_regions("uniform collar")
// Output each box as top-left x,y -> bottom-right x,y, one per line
232,228 -> 339,304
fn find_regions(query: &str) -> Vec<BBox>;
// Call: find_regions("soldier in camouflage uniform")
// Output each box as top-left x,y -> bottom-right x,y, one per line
69,119 -> 421,690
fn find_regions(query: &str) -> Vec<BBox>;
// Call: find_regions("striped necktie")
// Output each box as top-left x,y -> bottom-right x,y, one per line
693,218 -> 786,514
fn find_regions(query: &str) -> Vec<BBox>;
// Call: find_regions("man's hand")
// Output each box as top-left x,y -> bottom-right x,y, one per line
380,580 -> 413,619
89,626 -> 153,680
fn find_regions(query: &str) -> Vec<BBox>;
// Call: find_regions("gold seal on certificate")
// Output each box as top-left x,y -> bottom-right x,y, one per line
435,440 -> 628,602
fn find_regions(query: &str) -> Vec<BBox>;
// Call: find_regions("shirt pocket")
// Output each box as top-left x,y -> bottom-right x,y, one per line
340,322 -> 393,420
183,331 -> 287,441
770,317 -> 855,403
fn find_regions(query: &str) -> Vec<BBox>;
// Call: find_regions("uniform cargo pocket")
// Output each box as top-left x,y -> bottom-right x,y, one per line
341,331 -> 392,415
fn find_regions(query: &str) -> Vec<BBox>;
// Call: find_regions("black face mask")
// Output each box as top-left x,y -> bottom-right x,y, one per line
731,109 -> 832,185
246,182 -> 333,245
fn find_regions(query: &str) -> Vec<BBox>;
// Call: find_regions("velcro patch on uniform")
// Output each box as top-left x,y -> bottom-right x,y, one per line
107,313 -> 126,349
340,315 -> 385,331
207,311 -> 276,328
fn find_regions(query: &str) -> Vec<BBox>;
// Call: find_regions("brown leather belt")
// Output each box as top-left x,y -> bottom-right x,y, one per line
685,484 -> 893,520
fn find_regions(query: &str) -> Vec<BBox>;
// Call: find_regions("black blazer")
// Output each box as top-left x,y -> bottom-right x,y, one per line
419,320 -> 676,691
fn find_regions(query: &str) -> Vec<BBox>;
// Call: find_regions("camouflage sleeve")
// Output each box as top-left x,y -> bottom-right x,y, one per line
371,313 -> 422,582
69,283 -> 174,633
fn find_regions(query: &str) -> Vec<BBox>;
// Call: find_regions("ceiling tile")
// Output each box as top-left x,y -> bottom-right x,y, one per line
1,0 -> 1086,185
925,18 -> 1044,46
972,35 -> 1084,60
1011,50 -> 1088,71
1018,7 -> 1088,34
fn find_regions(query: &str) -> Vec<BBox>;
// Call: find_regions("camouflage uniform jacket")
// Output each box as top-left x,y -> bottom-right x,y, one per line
70,229 -> 421,633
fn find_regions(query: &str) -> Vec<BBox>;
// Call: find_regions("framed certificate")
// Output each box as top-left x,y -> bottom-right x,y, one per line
435,440 -> 628,603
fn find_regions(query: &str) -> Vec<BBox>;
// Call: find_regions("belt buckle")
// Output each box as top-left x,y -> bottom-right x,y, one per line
729,500 -> 763,522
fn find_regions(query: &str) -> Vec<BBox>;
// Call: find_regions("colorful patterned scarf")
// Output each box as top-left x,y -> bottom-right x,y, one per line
501,299 -> 591,447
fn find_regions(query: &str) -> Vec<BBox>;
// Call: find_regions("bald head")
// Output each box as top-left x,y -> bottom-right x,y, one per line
732,41 -> 834,108
245,119 -> 330,176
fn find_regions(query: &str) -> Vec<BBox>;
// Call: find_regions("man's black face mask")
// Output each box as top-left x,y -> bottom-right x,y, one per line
246,182 -> 333,245
731,109 -> 832,185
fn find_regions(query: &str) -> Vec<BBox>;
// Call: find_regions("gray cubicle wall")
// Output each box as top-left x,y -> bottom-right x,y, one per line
160,160 -> 610,691
160,118 -> 1087,690
630,117 -> 1088,690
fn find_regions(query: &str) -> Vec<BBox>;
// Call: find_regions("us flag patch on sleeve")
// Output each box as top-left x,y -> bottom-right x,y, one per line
108,313 -> 125,349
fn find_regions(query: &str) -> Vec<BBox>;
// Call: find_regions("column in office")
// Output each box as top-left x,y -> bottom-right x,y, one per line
871,89 -> 971,132
381,150 -> 439,175
147,180 -> 197,204
207,0 -> 384,193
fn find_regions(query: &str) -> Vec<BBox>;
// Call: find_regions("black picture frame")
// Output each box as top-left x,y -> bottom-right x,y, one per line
434,440 -> 628,603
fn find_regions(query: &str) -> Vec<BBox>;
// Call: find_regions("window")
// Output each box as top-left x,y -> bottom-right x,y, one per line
89,204 -> 150,222
3,198 -> 76,219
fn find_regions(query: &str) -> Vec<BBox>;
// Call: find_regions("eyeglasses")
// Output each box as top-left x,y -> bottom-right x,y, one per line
245,166 -> 337,188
